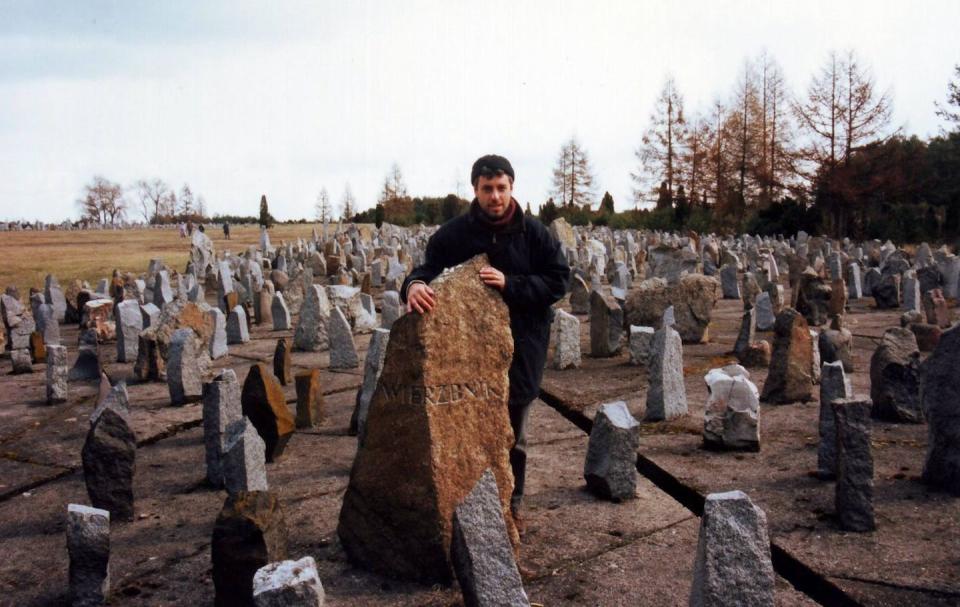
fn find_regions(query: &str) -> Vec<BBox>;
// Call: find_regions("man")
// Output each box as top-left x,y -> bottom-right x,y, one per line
401,154 -> 570,533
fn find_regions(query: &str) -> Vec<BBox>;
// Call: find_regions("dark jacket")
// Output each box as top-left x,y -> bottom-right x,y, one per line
401,200 -> 570,405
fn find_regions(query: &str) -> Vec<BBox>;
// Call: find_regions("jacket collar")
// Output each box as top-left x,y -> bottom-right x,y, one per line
467,197 -> 526,234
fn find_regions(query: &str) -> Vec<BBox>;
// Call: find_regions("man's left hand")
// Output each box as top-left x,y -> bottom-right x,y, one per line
479,266 -> 505,291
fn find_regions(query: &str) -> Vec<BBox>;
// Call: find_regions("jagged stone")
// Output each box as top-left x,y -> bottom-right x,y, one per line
168,328 -> 206,405
628,325 -> 655,367
569,274 -> 591,314
703,367 -> 760,451
227,305 -> 250,344
273,338 -> 292,385
350,329 -> 389,438
589,290 -> 622,357
645,324 -> 687,421
921,325 -> 960,495
271,293 -> 291,331
295,370 -> 325,429
760,308 -> 813,404
203,369 -> 243,488
381,290 -> 402,329
69,328 -> 102,381
869,327 -> 922,423
584,401 -> 640,500
82,408 -> 136,522
817,361 -> 852,480
66,504 -> 110,607
818,319 -> 854,372
46,344 -> 68,403
253,557 -> 325,607
212,491 -> 288,607
328,306 -> 359,369
552,310 -> 581,369
223,419 -> 269,494
338,255 -> 518,583
208,307 -> 228,359
873,273 -> 901,309
450,470 -> 529,607
690,490 -> 774,607
242,364 -> 295,462
833,398 -> 876,532
293,286 -> 329,351
624,274 -> 721,343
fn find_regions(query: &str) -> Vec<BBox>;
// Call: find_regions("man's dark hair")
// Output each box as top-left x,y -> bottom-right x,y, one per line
471,154 -> 515,186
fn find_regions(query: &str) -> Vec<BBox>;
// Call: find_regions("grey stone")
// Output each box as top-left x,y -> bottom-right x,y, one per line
381,290 -> 402,330
46,344 -> 68,403
584,401 -> 640,500
328,306 -> 359,369
589,290 -> 622,357
690,490 -> 774,607
153,270 -> 174,307
115,299 -> 142,363
754,292 -> 775,331
293,286 -> 329,351
82,407 -> 136,521
140,302 -> 160,329
628,325 -> 655,367
733,309 -> 756,362
223,419 -> 269,494
208,308 -> 228,359
921,325 -> 960,495
36,302 -> 61,346
833,398 -> 876,532
645,325 -> 687,421
702,367 -> 760,451
450,470 -> 529,607
45,283 -> 67,322
227,305 -> 250,344
91,378 -> 130,426
168,328 -> 205,405
66,503 -> 110,607
11,348 -> 32,373
203,369 -> 243,488
817,362 -> 852,480
847,263 -> 862,299
869,328 -> 922,423
720,264 -> 740,299
253,557 -> 325,607
69,328 -> 101,381
902,269 -> 921,312
552,310 -> 581,370
272,293 -> 292,331
352,328 -> 390,441
819,323 -> 853,372
569,274 -> 590,314
872,272 -> 900,309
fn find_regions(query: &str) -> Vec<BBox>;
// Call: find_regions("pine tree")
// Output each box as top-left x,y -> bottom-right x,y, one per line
550,137 -> 596,208
315,187 -> 332,222
341,184 -> 356,221
258,194 -> 274,227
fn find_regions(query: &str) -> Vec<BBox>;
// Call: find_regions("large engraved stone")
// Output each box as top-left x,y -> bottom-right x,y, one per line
760,308 -> 813,404
337,255 -> 518,584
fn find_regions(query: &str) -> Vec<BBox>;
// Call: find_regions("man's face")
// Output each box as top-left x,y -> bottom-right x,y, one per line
474,173 -> 513,218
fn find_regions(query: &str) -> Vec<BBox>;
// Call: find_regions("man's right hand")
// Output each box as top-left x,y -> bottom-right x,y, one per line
407,282 -> 437,314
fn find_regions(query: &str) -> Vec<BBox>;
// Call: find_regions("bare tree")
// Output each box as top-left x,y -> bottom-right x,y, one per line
341,183 -> 356,221
133,178 -> 173,223
935,64 -> 960,129
378,163 -> 408,204
633,76 -> 686,207
315,187 -> 332,222
727,60 -> 761,211
77,176 -> 126,225
754,51 -> 797,207
551,136 -> 596,208
179,184 -> 195,216
706,99 -> 728,209
840,50 -> 893,161
679,113 -> 712,206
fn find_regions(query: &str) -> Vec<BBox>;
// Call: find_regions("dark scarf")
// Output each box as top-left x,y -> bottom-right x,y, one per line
471,198 -> 518,232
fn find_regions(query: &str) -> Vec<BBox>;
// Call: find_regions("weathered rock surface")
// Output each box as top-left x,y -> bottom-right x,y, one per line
552,309 -> 581,370
760,308 -> 813,404
584,401 -> 640,500
703,367 -> 760,451
203,369 -> 243,488
241,363 -> 295,462
869,327 -> 922,423
337,255 -> 518,584
253,556 -> 325,607
589,290 -> 622,357
645,324 -> 687,421
66,503 -> 111,607
624,274 -> 721,343
817,361 -> 852,480
921,325 -> 960,495
834,398 -> 876,532
82,408 -> 136,522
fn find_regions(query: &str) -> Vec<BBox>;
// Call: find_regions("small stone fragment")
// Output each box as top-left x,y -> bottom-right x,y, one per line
253,556 -> 325,607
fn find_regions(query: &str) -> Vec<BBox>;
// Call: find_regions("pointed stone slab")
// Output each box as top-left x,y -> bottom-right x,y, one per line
350,328 -> 389,438
817,361 -> 852,480
203,369 -> 243,488
223,419 -> 269,494
690,490 -> 774,607
645,325 -> 687,421
293,285 -> 329,351
295,370 -> 325,429
273,338 -> 292,385
451,470 -> 529,607
760,308 -> 813,404
82,408 -> 136,522
328,306 -> 359,369
338,254 -> 518,584
241,363 -> 295,462
552,310 -> 581,370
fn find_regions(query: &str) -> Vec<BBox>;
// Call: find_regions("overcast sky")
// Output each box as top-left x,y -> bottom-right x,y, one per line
1,0 -> 958,222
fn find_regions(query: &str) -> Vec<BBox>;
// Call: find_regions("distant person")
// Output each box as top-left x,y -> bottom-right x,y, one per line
222,221 -> 231,240
178,222 -> 187,238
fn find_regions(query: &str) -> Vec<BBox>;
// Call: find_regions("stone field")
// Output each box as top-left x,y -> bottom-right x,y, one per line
0,222 -> 958,606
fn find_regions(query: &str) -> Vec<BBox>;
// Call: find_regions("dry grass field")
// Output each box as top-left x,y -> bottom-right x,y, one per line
0,223 -> 334,290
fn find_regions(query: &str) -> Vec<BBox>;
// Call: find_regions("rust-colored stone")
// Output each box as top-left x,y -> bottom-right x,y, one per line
241,363 -> 294,462
761,308 -> 813,404
273,338 -> 292,385
223,291 -> 239,313
134,334 -> 165,381
294,370 -> 325,428
29,331 -> 46,364
337,254 -> 518,584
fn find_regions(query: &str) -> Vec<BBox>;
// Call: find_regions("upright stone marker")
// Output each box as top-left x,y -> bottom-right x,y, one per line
552,309 -> 581,370
203,369 -> 243,488
46,344 -> 68,403
115,299 -> 142,363
212,491 -> 288,607
833,398 -> 876,531
450,470 -> 529,607
702,367 -> 760,451
690,490 -> 774,607
584,401 -> 640,500
295,370 -> 325,429
338,255 -> 518,583
628,325 -> 655,367
589,289 -> 623,357
168,328 -> 205,405
921,324 -> 960,495
242,363 -> 295,462
760,308 -> 813,404
273,338 -> 292,385
271,293 -> 292,331
293,285 -> 329,351
818,361 -> 852,480
82,408 -> 136,522
645,323 -> 687,421
380,290 -> 402,329
870,327 -> 922,423
328,306 -> 359,369
66,503 -> 110,607
227,305 -> 250,344
223,420 -> 269,494
69,328 -> 101,381
350,328 -> 389,438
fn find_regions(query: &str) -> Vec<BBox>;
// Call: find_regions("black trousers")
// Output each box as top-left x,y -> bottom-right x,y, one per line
508,398 -> 534,509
